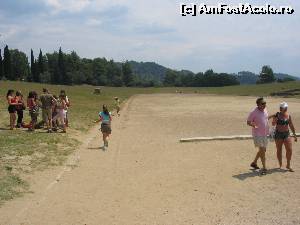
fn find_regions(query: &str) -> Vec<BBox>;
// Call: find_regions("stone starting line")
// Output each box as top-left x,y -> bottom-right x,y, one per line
180,133 -> 300,143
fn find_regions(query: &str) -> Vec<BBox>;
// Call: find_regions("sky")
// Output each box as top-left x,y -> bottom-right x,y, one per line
0,0 -> 299,76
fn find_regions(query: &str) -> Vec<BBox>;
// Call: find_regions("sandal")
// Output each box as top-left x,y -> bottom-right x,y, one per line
250,162 -> 260,170
286,167 -> 294,172
261,169 -> 267,175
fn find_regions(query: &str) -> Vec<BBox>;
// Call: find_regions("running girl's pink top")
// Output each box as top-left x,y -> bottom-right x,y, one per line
247,107 -> 269,137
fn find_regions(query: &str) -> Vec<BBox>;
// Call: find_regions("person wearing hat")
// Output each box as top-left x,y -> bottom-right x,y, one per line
270,102 -> 297,172
247,97 -> 269,175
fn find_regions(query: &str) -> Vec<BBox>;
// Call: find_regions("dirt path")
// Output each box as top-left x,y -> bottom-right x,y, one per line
1,94 -> 300,225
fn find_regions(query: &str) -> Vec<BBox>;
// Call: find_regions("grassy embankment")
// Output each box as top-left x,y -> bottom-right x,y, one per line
0,80 -> 299,204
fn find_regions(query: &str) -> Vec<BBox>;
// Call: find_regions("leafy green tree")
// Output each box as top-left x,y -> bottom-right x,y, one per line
46,52 -> 59,84
163,69 -> 178,86
257,65 -> 275,84
122,61 -> 134,86
92,57 -> 108,85
106,60 -> 123,86
10,49 -> 29,81
181,71 -> 194,87
3,45 -> 12,79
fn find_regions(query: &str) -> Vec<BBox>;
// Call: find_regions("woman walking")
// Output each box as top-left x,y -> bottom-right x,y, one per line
52,94 -> 67,133
95,105 -> 112,150
16,91 -> 26,128
27,91 -> 39,131
6,90 -> 19,130
271,102 -> 297,172
60,90 -> 70,127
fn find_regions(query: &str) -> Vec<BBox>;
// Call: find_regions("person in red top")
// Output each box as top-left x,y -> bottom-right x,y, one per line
6,89 -> 21,130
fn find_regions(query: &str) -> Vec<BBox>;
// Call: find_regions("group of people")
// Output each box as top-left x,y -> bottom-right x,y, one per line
6,88 -> 70,133
247,97 -> 297,175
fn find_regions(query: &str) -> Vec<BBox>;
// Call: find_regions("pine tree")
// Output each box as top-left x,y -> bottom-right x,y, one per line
0,49 -> 3,79
38,49 -> 44,74
3,45 -> 12,80
30,49 -> 39,82
58,47 -> 68,84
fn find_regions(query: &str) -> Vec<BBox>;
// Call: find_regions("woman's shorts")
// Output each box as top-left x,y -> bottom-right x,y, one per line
253,136 -> 268,148
8,105 -> 16,113
275,131 -> 290,140
101,123 -> 111,134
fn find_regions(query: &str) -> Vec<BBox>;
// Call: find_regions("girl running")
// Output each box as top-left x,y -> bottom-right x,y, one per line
95,105 -> 112,150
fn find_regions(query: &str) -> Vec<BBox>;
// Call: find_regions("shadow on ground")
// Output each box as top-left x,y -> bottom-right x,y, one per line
233,168 -> 288,180
87,146 -> 107,151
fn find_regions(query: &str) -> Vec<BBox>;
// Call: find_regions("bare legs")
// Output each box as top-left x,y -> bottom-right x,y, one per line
9,113 -> 16,130
275,139 -> 283,168
102,133 -> 109,148
284,138 -> 293,172
275,138 -> 294,172
252,147 -> 266,170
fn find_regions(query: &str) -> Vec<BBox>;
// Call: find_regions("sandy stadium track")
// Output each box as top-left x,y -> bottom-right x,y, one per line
1,94 -> 300,225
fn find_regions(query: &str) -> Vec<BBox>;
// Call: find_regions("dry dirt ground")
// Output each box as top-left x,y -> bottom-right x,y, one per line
0,94 -> 300,225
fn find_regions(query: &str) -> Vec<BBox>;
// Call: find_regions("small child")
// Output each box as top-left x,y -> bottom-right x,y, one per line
95,105 -> 112,150
114,97 -> 120,116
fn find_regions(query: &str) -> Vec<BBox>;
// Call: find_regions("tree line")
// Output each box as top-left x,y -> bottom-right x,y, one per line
0,45 -> 141,87
163,69 -> 240,87
0,45 -> 283,87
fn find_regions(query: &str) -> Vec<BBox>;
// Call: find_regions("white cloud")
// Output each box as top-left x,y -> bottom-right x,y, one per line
2,0 -> 300,76
45,0 -> 91,13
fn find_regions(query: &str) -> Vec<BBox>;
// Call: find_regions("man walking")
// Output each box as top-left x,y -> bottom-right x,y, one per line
39,88 -> 56,133
247,97 -> 269,175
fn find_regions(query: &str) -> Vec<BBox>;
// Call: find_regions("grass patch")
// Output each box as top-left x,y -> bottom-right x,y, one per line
0,172 -> 29,205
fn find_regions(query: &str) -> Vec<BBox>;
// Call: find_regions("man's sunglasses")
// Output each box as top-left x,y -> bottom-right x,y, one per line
260,102 -> 266,105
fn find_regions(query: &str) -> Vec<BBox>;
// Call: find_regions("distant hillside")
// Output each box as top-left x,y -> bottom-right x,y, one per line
235,71 -> 299,85
236,71 -> 258,84
128,61 -> 299,85
129,61 -> 167,82
275,73 -> 299,81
